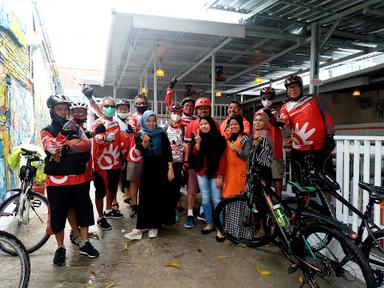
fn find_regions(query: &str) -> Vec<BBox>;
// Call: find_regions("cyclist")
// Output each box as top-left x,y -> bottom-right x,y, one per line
220,101 -> 250,139
41,95 -> 99,266
279,75 -> 335,183
256,87 -> 284,196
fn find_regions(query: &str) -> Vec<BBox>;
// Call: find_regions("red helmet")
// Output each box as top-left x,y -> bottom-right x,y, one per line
284,75 -> 303,88
195,97 -> 211,108
260,87 -> 276,99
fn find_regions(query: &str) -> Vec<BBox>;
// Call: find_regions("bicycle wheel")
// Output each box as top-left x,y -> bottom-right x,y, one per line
0,191 -> 50,255
213,195 -> 275,247
0,230 -> 31,288
361,229 -> 384,286
302,225 -> 377,288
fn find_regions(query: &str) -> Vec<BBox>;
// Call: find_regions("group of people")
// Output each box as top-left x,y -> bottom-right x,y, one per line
40,74 -> 335,266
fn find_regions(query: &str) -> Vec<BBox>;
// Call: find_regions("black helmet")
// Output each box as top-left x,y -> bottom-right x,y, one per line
170,104 -> 182,113
181,97 -> 195,106
284,75 -> 303,88
260,87 -> 276,99
116,99 -> 130,109
47,95 -> 71,109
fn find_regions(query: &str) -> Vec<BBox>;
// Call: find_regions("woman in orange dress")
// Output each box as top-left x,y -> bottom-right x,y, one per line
222,115 -> 250,199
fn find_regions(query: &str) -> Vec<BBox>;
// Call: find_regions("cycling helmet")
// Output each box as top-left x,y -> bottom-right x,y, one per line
284,75 -> 303,88
181,97 -> 195,106
116,99 -> 130,108
260,87 -> 276,99
46,94 -> 71,109
195,97 -> 211,108
170,104 -> 182,113
70,101 -> 88,110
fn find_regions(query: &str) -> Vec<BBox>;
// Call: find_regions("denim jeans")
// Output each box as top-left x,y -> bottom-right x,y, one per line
197,174 -> 222,226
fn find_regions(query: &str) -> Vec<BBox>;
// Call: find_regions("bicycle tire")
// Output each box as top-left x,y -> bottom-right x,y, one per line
361,229 -> 384,286
303,225 -> 377,288
0,191 -> 50,255
0,230 -> 31,288
213,195 -> 275,247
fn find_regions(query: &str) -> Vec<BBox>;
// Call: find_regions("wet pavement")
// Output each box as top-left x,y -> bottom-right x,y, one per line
18,189 -> 365,288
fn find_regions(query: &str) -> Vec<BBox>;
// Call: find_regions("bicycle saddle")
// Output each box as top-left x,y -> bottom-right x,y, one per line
21,148 -> 37,155
359,182 -> 384,201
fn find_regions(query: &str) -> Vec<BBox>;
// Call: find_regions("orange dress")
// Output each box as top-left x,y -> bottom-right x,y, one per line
222,135 -> 247,198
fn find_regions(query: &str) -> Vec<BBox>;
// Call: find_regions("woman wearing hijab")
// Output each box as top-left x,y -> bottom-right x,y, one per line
221,115 -> 250,199
125,110 -> 175,240
248,111 -> 273,188
193,116 -> 226,241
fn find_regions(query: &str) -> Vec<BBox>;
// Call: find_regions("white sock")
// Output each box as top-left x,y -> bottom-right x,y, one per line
188,209 -> 193,217
105,209 -> 112,213
199,206 -> 204,214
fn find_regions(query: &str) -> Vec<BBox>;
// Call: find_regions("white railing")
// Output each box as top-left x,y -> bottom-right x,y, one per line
335,135 -> 384,232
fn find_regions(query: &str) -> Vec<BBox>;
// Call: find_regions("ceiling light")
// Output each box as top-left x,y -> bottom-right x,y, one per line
215,90 -> 222,97
255,76 -> 263,84
141,87 -> 147,94
156,68 -> 165,77
352,89 -> 361,97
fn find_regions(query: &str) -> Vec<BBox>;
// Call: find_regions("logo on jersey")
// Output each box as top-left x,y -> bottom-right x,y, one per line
292,122 -> 315,149
128,145 -> 143,162
49,176 -> 69,184
97,144 -> 121,169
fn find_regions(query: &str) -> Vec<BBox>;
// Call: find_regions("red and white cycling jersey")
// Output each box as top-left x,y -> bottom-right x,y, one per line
92,118 -> 123,171
41,128 -> 92,186
128,112 -> 143,133
279,95 -> 334,151
165,86 -> 196,126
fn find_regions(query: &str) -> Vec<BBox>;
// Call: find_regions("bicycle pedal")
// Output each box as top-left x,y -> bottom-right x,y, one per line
31,199 -> 42,207
288,264 -> 299,274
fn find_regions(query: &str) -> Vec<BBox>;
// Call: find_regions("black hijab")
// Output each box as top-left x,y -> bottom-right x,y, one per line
227,115 -> 244,142
195,116 -> 226,178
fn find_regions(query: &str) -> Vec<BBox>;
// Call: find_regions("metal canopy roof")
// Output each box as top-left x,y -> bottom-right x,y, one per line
102,0 -> 384,97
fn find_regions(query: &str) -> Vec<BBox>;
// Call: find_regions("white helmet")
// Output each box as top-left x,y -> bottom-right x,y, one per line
70,101 -> 88,110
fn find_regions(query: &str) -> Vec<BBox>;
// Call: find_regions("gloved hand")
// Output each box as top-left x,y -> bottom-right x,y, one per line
61,120 -> 76,136
182,161 -> 190,173
169,77 -> 177,89
82,87 -> 93,99
324,134 -> 336,151
94,124 -> 106,134
240,135 -> 248,146
104,132 -> 116,142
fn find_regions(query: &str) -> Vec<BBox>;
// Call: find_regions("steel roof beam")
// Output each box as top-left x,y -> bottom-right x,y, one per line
320,18 -> 342,49
241,0 -> 279,21
317,0 -> 382,25
224,38 -> 311,83
363,8 -> 384,17
245,30 -> 303,42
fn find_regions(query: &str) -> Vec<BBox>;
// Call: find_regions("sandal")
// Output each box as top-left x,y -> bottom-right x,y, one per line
111,203 -> 119,211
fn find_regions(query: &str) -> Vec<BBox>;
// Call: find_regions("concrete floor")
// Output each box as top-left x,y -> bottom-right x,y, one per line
6,190 -> 370,288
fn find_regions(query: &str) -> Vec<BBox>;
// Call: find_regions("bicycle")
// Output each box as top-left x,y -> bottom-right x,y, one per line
214,169 -> 377,287
0,148 -> 50,255
0,230 -> 30,287
291,153 -> 384,286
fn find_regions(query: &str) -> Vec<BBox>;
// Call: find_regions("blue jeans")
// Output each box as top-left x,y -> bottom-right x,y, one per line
197,174 -> 222,226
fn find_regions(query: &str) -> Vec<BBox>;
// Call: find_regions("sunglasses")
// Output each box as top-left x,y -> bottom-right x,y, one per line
104,105 -> 116,108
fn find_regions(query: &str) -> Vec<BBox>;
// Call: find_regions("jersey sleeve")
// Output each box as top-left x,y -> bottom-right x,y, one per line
40,130 -> 67,155
243,117 -> 251,135
66,129 -> 91,153
165,87 -> 174,113
315,94 -> 335,135
184,122 -> 194,142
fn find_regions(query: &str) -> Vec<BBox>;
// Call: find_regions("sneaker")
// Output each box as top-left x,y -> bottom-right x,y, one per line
97,217 -> 112,231
124,229 -> 143,240
148,229 -> 158,238
79,241 -> 100,258
130,205 -> 138,218
183,216 -> 194,229
104,210 -> 124,219
197,212 -> 207,223
53,247 -> 66,266
69,233 -> 80,246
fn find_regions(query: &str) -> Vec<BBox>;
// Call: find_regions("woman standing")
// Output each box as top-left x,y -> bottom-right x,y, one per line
125,110 -> 175,240
193,116 -> 226,241
248,111 -> 273,188
221,115 -> 249,199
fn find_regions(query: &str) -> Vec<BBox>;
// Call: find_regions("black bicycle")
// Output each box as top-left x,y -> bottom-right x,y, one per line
0,230 -> 30,287
214,169 -> 377,287
291,154 -> 384,286
0,148 -> 50,255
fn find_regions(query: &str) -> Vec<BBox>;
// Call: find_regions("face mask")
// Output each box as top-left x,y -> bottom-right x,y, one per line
262,99 -> 273,108
117,112 -> 129,119
136,105 -> 148,114
103,107 -> 116,117
170,113 -> 181,122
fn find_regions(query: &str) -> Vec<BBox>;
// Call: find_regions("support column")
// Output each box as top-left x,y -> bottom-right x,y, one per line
112,85 -> 116,100
211,54 -> 215,117
153,52 -> 158,114
309,22 -> 320,94
139,73 -> 142,95
144,72 -> 148,96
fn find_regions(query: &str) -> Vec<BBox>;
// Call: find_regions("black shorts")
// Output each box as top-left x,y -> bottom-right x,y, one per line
93,169 -> 121,199
47,182 -> 94,234
291,148 -> 335,184
120,164 -> 130,191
